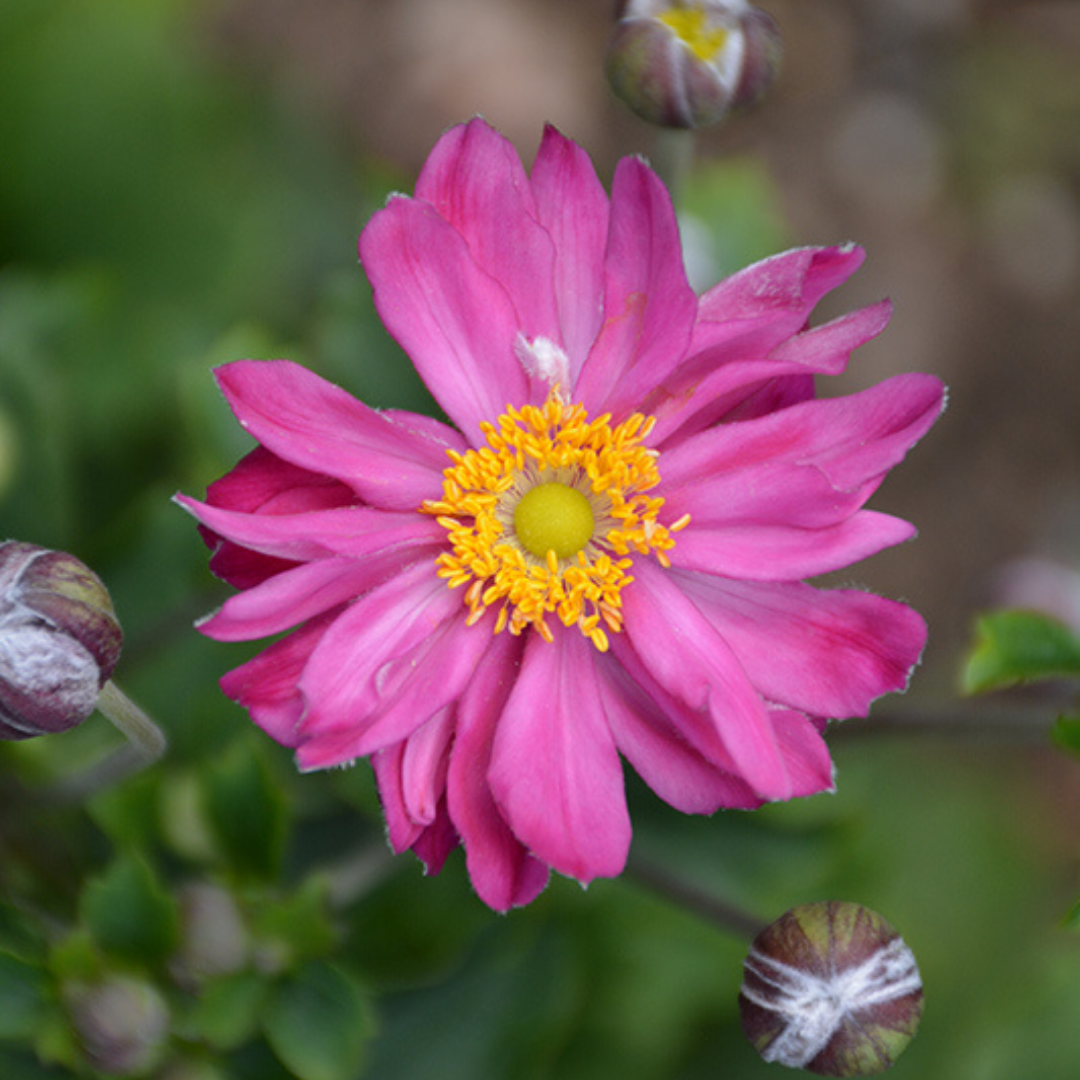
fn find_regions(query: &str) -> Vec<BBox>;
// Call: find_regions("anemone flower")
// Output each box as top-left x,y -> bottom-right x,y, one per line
177,118 -> 944,911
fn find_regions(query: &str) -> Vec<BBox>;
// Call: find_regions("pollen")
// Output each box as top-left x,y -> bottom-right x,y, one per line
659,7 -> 730,63
421,390 -> 686,651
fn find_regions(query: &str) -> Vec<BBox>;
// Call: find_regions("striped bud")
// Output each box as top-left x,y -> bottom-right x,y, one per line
605,0 -> 781,129
0,542 -> 122,739
739,901 -> 923,1076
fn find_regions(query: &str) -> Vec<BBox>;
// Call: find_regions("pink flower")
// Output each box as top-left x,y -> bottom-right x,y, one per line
177,119 -> 944,911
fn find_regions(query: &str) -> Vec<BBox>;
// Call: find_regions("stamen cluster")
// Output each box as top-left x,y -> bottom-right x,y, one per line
422,391 -> 687,651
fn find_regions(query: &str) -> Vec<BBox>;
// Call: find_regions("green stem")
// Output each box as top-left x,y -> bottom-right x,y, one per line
626,852 -> 765,940
834,701 -> 1059,744
50,680 -> 166,801
651,128 -> 696,206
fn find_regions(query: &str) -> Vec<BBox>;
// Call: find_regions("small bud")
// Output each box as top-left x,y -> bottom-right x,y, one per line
739,901 -> 923,1076
66,975 -> 169,1076
0,541 -> 122,739
171,882 -> 249,987
605,0 -> 781,130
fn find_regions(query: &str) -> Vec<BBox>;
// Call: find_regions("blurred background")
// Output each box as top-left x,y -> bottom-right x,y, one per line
1,1 -> 1078,1078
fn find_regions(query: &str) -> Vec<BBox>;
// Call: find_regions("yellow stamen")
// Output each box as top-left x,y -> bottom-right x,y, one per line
421,390 -> 687,651
659,7 -> 731,63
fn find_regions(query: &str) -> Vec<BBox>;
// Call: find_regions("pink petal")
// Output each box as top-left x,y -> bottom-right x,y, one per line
448,631 -> 550,910
694,245 -> 866,335
371,742 -> 424,853
293,569 -> 492,769
411,801 -> 460,877
204,445 -> 356,516
673,569 -> 928,720
215,360 -> 459,510
770,709 -> 836,797
574,156 -> 697,416
619,558 -> 791,800
649,301 -> 893,446
218,612 -> 336,747
195,446 -> 357,590
659,374 -> 946,529
595,653 -> 762,812
529,124 -> 609,384
400,707 -> 456,827
198,558 -> 379,641
489,629 -> 631,883
413,118 -> 561,351
176,497 -> 445,564
668,511 -> 916,581
360,196 -> 529,441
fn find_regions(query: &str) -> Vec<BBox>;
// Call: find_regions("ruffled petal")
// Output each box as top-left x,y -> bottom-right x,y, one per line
693,245 -> 867,344
215,360 -> 460,509
289,562 -> 459,755
574,156 -> 697,416
360,196 -> 529,440
668,511 -> 916,581
620,558 -> 791,800
659,374 -> 946,529
673,570 -> 928,720
595,652 -> 762,812
649,301 -> 893,446
219,612 -> 336,747
198,558 -> 379,641
529,124 -> 609,384
414,118 -> 560,352
399,706 -> 456,828
448,631 -> 550,911
176,497 -> 445,564
489,629 -> 631,883
770,709 -> 836,797
294,579 -> 495,771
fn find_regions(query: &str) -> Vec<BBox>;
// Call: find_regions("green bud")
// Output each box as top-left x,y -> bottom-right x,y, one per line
606,0 -> 781,129
0,541 -> 122,739
739,901 -> 924,1076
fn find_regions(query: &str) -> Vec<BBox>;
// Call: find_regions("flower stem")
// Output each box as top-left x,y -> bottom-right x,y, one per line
626,852 -> 765,940
651,128 -> 696,206
49,681 -> 166,802
835,701 -> 1059,745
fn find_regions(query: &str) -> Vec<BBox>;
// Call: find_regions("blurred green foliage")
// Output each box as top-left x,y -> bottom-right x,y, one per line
2,1 -> 1079,1078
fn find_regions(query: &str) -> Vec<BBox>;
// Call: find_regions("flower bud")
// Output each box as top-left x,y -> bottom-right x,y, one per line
739,901 -> 923,1076
0,541 -> 122,739
605,0 -> 781,129
66,975 -> 169,1076
171,881 -> 249,987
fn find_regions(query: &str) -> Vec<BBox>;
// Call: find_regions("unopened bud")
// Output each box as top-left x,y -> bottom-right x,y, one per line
739,901 -> 923,1076
171,882 -> 249,987
606,0 -> 781,129
0,542 -> 122,739
66,975 -> 169,1076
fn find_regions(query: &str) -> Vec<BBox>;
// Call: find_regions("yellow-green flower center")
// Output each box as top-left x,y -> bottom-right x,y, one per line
659,7 -> 730,62
422,390 -> 689,651
513,483 -> 595,561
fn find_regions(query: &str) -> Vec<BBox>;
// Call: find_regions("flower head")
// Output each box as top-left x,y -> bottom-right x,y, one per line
739,901 -> 924,1075
178,119 -> 944,910
606,0 -> 782,129
0,541 -> 122,740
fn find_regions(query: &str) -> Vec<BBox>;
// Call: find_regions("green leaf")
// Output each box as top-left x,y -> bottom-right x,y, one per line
252,878 -> 338,970
204,741 -> 288,881
1051,715 -> 1080,758
960,610 -> 1080,694
0,952 -> 47,1040
80,855 -> 179,966
184,972 -> 267,1052
262,962 -> 372,1080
